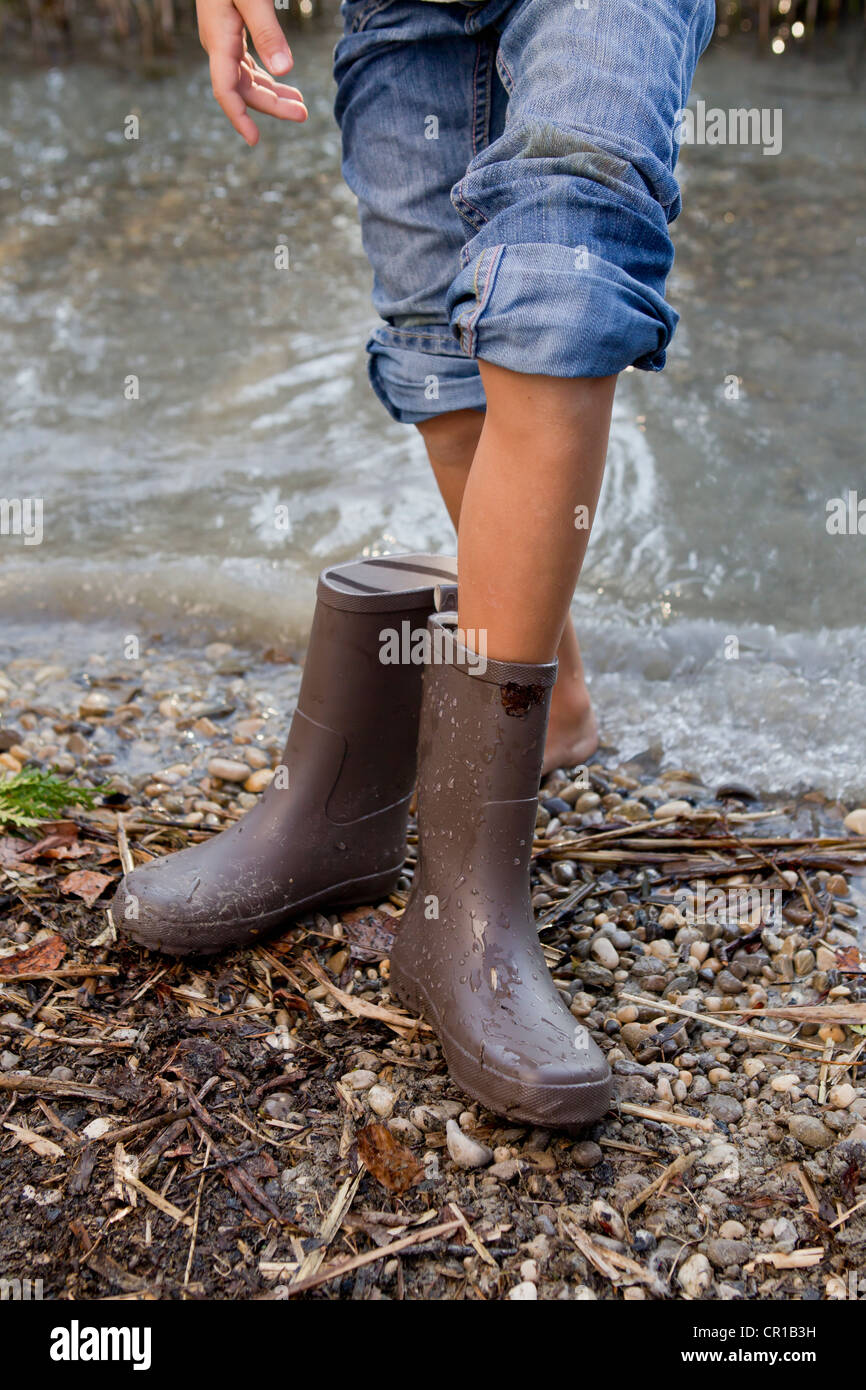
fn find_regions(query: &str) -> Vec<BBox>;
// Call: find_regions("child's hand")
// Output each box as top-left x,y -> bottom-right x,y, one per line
197,0 -> 308,145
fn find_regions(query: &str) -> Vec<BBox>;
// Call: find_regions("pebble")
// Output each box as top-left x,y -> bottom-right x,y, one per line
719,1220 -> 747,1240
410,1101 -> 463,1131
655,800 -> 693,819
706,1094 -> 743,1124
387,1117 -> 422,1146
507,1281 -> 538,1301
1,1051 -> 21,1070
79,691 -> 112,716
445,1118 -> 493,1169
706,1238 -> 750,1270
828,1083 -> 857,1109
591,936 -> 619,969
678,1252 -> 713,1298
244,768 -> 274,794
207,757 -> 252,783
262,1092 -> 299,1121
572,1141 -> 603,1169
340,1069 -> 378,1091
367,1084 -> 396,1118
843,809 -> 866,835
519,1259 -> 539,1283
788,1114 -> 833,1150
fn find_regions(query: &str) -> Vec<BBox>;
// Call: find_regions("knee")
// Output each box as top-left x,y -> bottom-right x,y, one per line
416,408 -> 485,467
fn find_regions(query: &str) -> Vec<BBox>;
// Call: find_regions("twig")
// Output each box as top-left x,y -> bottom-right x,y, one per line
288,1169 -> 362,1289
301,953 -> 431,1037
0,966 -> 120,983
0,1073 -> 117,1102
283,1218 -> 462,1297
95,1106 -> 193,1146
184,1142 -> 211,1287
622,1151 -> 699,1219
619,993 -> 826,1053
618,1102 -> 714,1133
116,812 -> 135,876
449,1201 -> 497,1268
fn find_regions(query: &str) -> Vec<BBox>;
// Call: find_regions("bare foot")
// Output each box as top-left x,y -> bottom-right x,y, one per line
543,687 -> 599,776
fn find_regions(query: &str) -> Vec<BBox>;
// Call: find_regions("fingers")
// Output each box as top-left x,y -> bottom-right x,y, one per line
209,48 -> 262,145
239,59 -> 307,121
235,0 -> 293,76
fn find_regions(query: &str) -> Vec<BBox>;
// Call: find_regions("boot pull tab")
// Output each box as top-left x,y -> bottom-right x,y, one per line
434,583 -> 458,614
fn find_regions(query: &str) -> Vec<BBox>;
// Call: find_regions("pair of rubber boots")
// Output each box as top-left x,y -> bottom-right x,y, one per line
112,554 -> 611,1129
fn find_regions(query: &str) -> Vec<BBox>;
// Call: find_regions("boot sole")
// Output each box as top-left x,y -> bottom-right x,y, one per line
122,864 -> 402,958
391,965 -> 612,1132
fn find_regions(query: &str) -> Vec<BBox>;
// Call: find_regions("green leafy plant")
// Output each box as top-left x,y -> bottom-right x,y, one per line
0,768 -> 102,829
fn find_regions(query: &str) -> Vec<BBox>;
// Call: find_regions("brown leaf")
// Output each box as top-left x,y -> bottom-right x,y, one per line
836,946 -> 866,976
60,869 -> 115,907
0,932 -> 66,977
18,822 -> 80,860
356,1123 -> 422,1195
0,834 -> 32,867
341,907 -> 396,963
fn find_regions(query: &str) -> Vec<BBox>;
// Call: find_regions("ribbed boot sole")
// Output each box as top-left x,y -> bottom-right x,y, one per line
391,965 -> 612,1132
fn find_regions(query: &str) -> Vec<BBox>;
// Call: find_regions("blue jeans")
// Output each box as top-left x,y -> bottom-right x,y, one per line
334,0 -> 715,423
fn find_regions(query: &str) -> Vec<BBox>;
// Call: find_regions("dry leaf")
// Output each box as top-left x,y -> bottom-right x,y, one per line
341,907 -> 396,962
60,869 -> 115,908
3,1122 -> 64,1159
0,932 -> 66,977
356,1123 -> 423,1194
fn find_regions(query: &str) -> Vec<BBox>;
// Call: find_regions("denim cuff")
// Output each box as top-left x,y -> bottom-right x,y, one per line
446,242 -> 679,377
366,323 -> 486,423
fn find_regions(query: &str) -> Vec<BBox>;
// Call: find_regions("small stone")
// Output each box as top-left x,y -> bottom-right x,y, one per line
410,1102 -> 463,1131
79,691 -> 111,716
771,1073 -> 800,1093
575,791 -> 600,812
445,1118 -> 492,1169
719,1220 -> 746,1240
1,1051 -> 22,1070
794,948 -> 815,976
507,1281 -> 538,1301
654,800 -> 693,819
706,1094 -> 743,1125
591,1199 -> 626,1241
572,1141 -> 603,1169
716,969 -> 745,995
816,947 -> 837,972
244,768 -> 274,794
387,1117 -> 422,1146
788,1114 -> 833,1150
204,642 -> 233,662
341,1068 -> 378,1091
743,1059 -> 765,1079
843,809 -> 866,836
678,1252 -> 713,1298
487,1159 -> 524,1181
207,757 -> 251,783
706,1238 -> 749,1270
49,1066 -> 75,1082
367,1084 -> 396,1118
519,1259 -> 539,1284
591,936 -> 619,969
828,1083 -> 857,1109
262,1092 -> 298,1121
825,873 -> 849,897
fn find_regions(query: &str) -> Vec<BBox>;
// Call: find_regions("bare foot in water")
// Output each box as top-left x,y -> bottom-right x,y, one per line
543,679 -> 599,776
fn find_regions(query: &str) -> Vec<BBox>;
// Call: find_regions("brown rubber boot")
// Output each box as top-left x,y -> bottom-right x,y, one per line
111,555 -> 457,956
390,614 -> 612,1130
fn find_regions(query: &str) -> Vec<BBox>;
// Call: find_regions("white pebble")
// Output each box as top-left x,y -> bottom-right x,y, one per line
445,1118 -> 492,1169
678,1252 -> 713,1299
341,1068 -> 378,1091
507,1281 -> 538,1301
367,1084 -> 396,1118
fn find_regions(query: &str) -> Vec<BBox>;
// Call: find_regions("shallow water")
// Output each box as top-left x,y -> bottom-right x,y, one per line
1,28 -> 864,796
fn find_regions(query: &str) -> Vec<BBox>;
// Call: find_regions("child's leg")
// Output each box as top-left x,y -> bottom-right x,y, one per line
459,364 -> 616,662
417,407 -> 599,771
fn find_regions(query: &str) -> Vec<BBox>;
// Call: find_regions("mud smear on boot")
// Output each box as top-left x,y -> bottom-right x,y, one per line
500,682 -> 546,717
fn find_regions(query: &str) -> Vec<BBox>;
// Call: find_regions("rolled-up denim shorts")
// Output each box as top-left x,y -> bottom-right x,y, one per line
334,0 -> 715,424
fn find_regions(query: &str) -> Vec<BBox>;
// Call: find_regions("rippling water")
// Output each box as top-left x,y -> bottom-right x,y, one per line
1,27 -> 864,795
